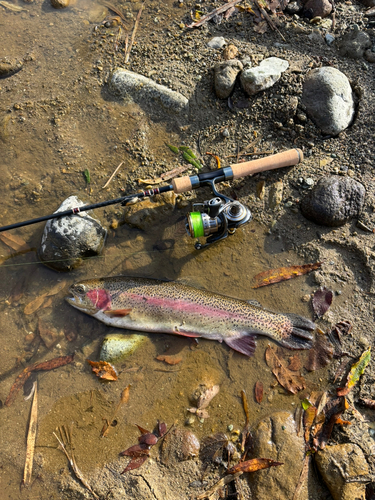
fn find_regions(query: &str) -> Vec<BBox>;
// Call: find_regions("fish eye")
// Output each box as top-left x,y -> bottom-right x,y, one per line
74,284 -> 86,295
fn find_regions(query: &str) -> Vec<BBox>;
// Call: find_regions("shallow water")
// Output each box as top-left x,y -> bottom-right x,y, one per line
0,1 -> 324,497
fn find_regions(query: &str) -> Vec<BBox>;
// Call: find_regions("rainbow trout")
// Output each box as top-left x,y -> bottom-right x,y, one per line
66,276 -> 315,356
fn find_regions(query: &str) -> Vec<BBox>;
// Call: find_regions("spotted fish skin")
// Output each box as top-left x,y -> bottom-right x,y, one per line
66,276 -> 315,356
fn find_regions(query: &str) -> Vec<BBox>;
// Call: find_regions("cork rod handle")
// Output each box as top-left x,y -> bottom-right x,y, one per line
172,149 -> 303,194
230,148 -> 303,179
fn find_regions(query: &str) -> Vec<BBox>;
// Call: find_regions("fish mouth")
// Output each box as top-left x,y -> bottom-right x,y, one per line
65,293 -> 97,314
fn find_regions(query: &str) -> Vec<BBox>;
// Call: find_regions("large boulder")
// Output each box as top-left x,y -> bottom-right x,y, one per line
302,67 -> 355,136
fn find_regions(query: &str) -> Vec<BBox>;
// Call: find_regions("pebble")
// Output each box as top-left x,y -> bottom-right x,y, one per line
325,33 -> 335,45
240,57 -> 289,96
303,0 -> 332,18
161,428 -> 200,465
338,30 -> 371,59
100,333 -> 147,363
214,59 -> 243,99
222,128 -> 230,137
207,37 -> 226,49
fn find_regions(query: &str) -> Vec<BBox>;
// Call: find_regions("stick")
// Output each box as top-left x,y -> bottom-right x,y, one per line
125,3 -> 144,63
254,0 -> 286,42
102,162 -> 124,189
22,382 -> 38,487
187,0 -> 242,28
53,426 -> 99,499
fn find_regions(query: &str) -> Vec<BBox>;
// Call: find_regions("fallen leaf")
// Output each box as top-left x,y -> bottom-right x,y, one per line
87,360 -> 118,381
312,287 -> 333,318
121,455 -> 149,473
200,433 -> 229,468
304,405 -> 317,443
24,293 -> 47,315
319,158 -> 333,168
206,152 -> 221,169
305,335 -> 334,372
254,381 -> 263,403
187,0 -> 242,28
337,347 -> 371,396
45,281 -> 67,296
0,231 -> 28,252
265,345 -> 306,394
156,354 -> 183,365
359,398 -> 375,410
187,407 -> 210,419
252,262 -> 322,288
227,458 -> 283,474
288,353 -> 302,371
253,20 -> 268,34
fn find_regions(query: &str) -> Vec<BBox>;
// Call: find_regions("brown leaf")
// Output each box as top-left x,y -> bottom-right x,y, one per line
227,458 -> 283,474
265,345 -> 306,394
288,353 -> 302,371
156,354 -> 183,365
252,262 -> 322,288
0,231 -> 28,252
87,360 -> 118,381
120,385 -> 131,404
254,381 -> 263,403
45,280 -> 67,296
24,294 -> 47,315
253,20 -> 268,34
305,335 -> 334,372
5,355 -> 74,406
119,443 -> 150,457
304,406 -> 317,443
312,287 -> 333,318
187,0 -> 242,28
121,455 -> 148,473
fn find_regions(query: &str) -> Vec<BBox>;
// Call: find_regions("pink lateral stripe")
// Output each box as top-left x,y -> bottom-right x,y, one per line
126,293 -> 245,320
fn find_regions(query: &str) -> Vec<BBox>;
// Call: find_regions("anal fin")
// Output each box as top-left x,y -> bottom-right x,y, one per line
224,335 -> 257,356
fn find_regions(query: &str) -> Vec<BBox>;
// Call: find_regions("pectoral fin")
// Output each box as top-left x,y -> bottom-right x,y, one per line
104,308 -> 132,317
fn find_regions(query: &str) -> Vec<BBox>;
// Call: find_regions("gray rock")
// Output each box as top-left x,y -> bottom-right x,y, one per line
364,49 -> 375,63
214,59 -> 243,99
301,67 -> 355,136
303,0 -> 332,18
325,33 -> 335,45
39,196 -> 107,271
315,443 -> 368,500
338,30 -> 371,59
248,411 -> 309,499
300,176 -> 365,227
109,69 -> 189,117
207,36 -> 226,49
240,57 -> 289,96
285,0 -> 302,14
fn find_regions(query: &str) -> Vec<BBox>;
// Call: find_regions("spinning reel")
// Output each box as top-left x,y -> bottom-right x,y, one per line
185,178 -> 252,250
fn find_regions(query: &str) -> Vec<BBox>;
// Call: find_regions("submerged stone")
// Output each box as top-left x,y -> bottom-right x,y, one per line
100,333 -> 147,363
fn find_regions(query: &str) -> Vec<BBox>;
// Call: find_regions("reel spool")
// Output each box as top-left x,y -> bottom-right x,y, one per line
185,179 -> 252,250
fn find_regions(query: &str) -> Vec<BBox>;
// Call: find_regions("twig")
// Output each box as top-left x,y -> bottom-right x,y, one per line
125,3 -> 144,63
254,0 -> 286,42
53,426 -> 99,499
99,0 -> 127,22
22,381 -> 38,487
224,150 -> 273,159
292,455 -> 310,500
102,162 -> 124,189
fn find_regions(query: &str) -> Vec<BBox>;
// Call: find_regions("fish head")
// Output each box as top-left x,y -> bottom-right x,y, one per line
66,280 -> 112,315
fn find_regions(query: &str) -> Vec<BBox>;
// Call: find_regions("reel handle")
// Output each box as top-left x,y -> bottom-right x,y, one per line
172,148 -> 303,194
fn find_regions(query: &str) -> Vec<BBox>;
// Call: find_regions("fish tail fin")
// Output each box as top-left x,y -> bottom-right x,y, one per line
279,313 -> 315,350
224,335 -> 257,357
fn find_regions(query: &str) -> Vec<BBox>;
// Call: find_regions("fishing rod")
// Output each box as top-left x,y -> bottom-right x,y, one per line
0,149 -> 303,249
